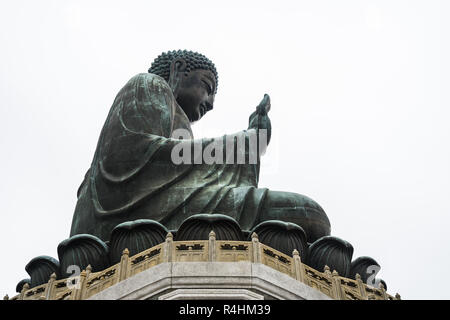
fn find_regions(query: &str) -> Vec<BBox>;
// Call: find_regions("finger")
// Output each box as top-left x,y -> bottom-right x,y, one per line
260,94 -> 271,113
258,94 -> 269,106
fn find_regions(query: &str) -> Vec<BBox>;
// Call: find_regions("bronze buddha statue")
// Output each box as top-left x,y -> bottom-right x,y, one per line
70,50 -> 331,244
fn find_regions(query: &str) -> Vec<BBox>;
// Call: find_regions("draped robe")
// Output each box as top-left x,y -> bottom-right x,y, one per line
70,73 -> 268,241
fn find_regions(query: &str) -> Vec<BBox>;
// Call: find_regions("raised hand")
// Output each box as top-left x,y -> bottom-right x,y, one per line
257,93 -> 271,115
248,94 -> 272,145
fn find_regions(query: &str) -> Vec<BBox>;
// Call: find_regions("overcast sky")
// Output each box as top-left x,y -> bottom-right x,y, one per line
1,0 -> 449,299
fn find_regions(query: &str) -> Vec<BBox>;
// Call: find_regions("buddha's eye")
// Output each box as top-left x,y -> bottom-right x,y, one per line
201,80 -> 213,95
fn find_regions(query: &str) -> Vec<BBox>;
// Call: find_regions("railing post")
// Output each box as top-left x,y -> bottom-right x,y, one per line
292,249 -> 305,283
73,268 -> 86,300
19,283 -> 29,300
379,282 -> 388,300
44,272 -> 57,300
251,232 -> 261,263
75,264 -> 91,300
324,266 -> 342,300
208,230 -> 216,262
323,266 -> 333,298
355,273 -> 368,300
119,248 -> 130,281
164,232 -> 173,263
395,293 -> 401,300
3,294 -> 9,300
331,270 -> 343,300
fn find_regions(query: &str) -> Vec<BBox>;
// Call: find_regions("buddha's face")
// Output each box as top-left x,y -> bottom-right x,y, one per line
175,69 -> 216,122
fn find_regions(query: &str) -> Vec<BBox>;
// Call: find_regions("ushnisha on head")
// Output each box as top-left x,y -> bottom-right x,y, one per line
148,50 -> 218,122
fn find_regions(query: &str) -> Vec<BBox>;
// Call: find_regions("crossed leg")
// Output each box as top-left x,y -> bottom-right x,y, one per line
257,190 -> 331,243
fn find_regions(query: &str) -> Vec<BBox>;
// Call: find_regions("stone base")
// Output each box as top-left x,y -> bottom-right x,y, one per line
158,289 -> 264,300
88,262 -> 331,300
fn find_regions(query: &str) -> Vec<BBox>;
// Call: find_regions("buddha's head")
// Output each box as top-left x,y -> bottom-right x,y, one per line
148,50 -> 218,122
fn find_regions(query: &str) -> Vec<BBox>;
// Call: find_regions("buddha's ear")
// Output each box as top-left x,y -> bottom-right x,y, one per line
168,58 -> 187,94
170,58 -> 187,74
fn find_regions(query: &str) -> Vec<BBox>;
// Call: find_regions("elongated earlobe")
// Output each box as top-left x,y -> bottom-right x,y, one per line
168,58 -> 187,96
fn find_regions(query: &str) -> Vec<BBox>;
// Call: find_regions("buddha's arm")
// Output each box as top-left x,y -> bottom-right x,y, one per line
114,73 -> 268,166
163,128 -> 266,166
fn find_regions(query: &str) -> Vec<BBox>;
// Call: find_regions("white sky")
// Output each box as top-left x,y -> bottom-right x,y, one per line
0,0 -> 449,299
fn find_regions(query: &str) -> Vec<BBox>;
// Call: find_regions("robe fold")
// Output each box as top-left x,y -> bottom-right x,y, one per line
70,73 -> 268,241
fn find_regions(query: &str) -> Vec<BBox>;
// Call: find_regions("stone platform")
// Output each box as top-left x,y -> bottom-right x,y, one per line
88,261 -> 331,300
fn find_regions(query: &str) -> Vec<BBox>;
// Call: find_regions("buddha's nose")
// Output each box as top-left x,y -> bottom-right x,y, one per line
204,102 -> 213,112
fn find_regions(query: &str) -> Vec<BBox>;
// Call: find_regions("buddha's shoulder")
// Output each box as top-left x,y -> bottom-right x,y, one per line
126,73 -> 171,91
